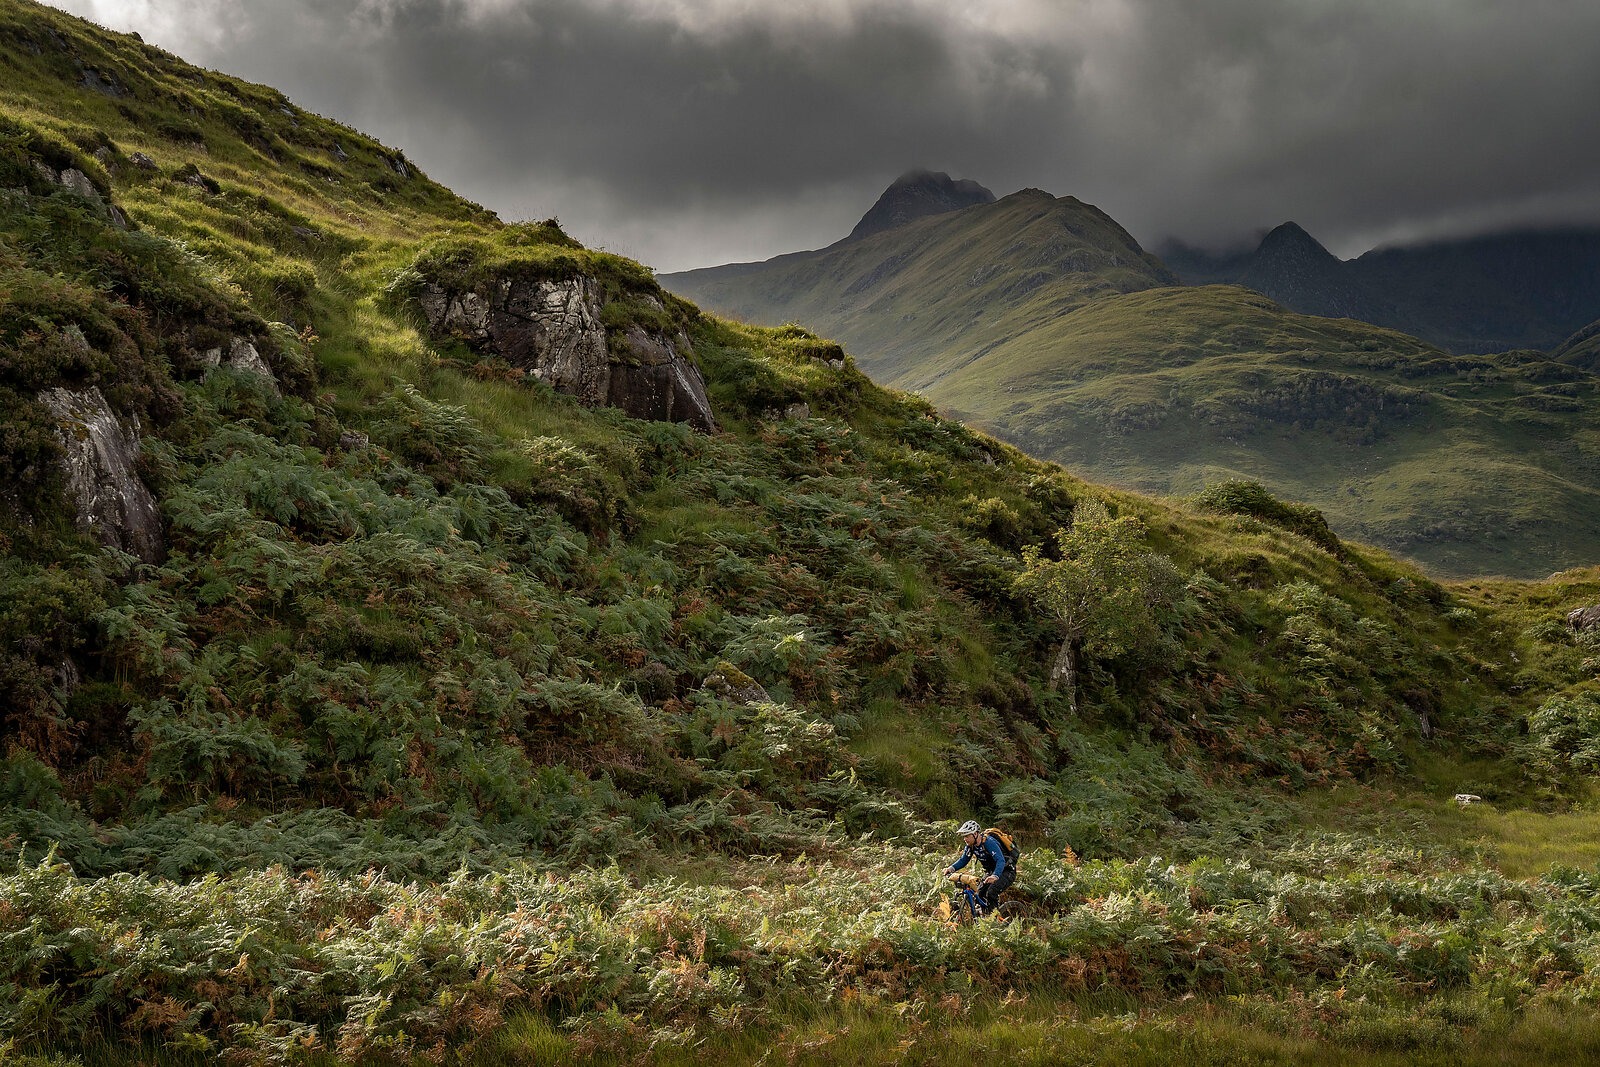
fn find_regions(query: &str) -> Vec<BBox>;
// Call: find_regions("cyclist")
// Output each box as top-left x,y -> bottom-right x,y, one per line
944,820 -> 1016,917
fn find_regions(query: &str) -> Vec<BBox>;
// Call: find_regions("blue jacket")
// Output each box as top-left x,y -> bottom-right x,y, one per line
949,834 -> 1007,879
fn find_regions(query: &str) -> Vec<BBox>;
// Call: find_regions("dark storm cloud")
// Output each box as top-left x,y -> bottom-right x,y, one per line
51,1 -> 1600,269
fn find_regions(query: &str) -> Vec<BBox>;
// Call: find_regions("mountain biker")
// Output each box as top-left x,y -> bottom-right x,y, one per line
944,820 -> 1016,916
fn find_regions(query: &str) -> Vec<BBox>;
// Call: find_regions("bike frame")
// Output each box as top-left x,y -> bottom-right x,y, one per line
953,882 -> 988,920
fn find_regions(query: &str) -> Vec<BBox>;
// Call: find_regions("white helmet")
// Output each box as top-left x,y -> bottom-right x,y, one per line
958,820 -> 981,835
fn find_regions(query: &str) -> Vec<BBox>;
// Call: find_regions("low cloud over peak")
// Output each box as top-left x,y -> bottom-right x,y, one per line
50,0 -> 1600,271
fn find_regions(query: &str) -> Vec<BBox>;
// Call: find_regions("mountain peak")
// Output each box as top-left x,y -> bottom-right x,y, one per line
1255,221 -> 1337,263
847,170 -> 996,242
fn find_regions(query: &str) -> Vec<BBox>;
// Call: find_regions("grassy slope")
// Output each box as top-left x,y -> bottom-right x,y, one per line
929,285 -> 1600,577
5,2 -> 1600,1063
1556,317 -> 1600,372
667,203 -> 1600,580
666,188 -> 1177,387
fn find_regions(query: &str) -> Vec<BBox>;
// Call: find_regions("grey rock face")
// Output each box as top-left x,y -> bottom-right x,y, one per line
419,286 -> 492,341
492,277 -> 611,405
199,336 -> 280,395
224,337 -> 280,394
1569,605 -> 1600,632
58,167 -> 101,204
39,386 -> 164,563
78,65 -> 126,98
609,325 -> 717,430
29,161 -> 107,213
419,276 -> 716,432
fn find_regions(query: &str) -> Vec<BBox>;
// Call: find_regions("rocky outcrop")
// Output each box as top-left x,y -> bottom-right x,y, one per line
609,324 -> 717,430
702,663 -> 772,706
418,275 -> 716,432
26,158 -> 132,230
200,336 -> 280,395
1568,605 -> 1600,633
39,386 -> 163,563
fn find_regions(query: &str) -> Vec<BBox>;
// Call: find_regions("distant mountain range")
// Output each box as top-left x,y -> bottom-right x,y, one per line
1163,224 -> 1600,354
664,173 -> 1600,576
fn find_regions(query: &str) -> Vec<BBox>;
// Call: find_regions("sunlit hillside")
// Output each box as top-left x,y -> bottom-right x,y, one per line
667,193 -> 1600,579
6,2 -> 1600,1063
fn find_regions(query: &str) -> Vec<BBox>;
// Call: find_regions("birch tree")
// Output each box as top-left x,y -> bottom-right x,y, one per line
1014,499 -> 1183,715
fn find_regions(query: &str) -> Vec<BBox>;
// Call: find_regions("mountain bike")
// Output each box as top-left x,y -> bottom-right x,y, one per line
938,872 -> 1025,923
940,871 -> 988,922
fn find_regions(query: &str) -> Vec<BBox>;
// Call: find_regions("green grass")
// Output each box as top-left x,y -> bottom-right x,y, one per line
849,702 -> 951,791
665,189 -> 1600,580
39,993 -> 1600,1066
467,995 -> 1600,1067
11,2 -> 1600,1064
1297,778 -> 1600,879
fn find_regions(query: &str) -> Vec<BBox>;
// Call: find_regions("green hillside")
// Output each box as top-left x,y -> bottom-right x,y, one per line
930,285 -> 1600,577
668,188 -> 1176,387
8,2 -> 1600,1063
1556,317 -> 1600,371
666,191 -> 1600,579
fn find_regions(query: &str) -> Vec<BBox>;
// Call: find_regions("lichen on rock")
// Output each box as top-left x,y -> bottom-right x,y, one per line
416,273 -> 716,433
38,386 -> 164,563
198,336 -> 281,395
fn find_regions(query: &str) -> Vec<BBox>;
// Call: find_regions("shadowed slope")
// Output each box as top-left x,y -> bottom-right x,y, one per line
666,187 -> 1177,386
928,284 -> 1600,576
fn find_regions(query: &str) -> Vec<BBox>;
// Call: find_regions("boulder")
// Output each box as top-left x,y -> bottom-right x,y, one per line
1568,605 -> 1600,633
29,161 -> 107,212
702,663 -> 772,707
223,337 -> 280,394
419,276 -> 716,432
57,167 -> 102,204
610,326 -> 717,430
38,386 -> 164,563
175,165 -> 220,194
199,336 -> 280,395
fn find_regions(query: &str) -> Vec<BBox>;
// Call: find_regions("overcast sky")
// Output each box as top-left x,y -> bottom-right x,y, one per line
46,0 -> 1600,273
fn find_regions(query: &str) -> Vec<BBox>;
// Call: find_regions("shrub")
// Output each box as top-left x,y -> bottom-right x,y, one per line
1525,690 -> 1600,772
1194,480 -> 1341,553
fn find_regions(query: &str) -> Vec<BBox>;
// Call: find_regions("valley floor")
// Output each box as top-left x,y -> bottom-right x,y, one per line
12,775 -> 1600,1067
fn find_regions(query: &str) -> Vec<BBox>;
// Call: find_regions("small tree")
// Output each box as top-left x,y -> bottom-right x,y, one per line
1014,499 -> 1184,715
